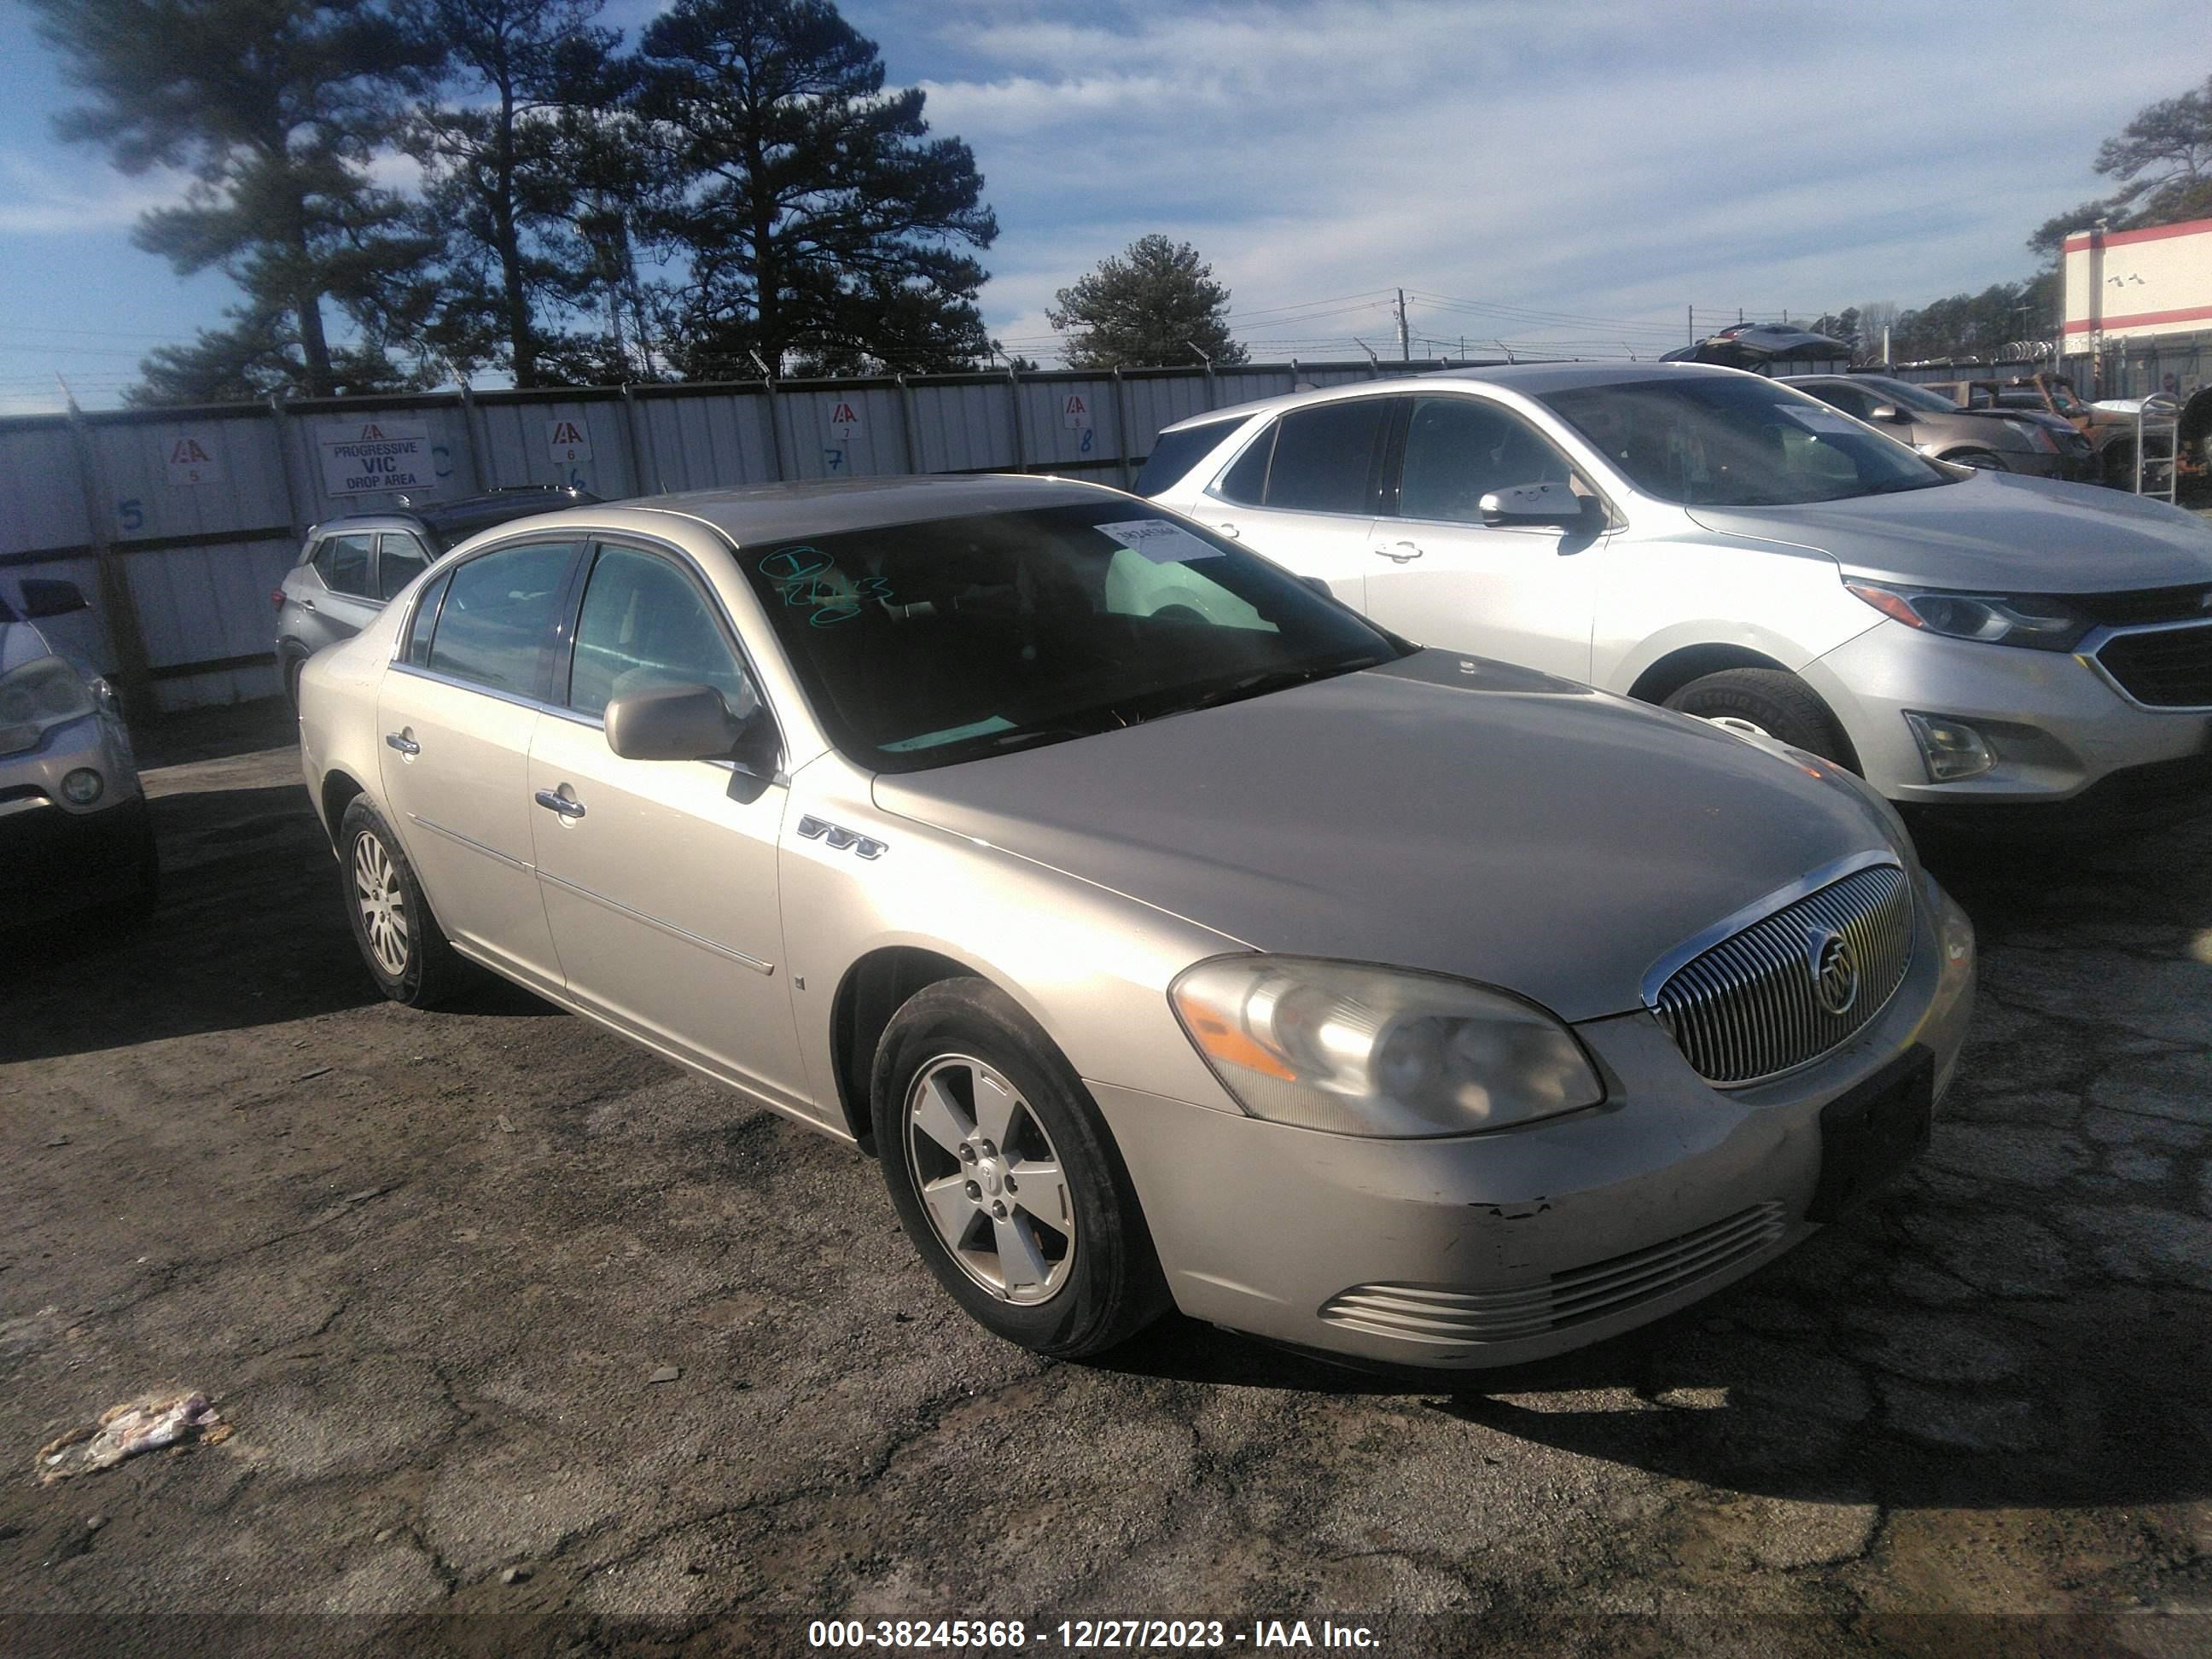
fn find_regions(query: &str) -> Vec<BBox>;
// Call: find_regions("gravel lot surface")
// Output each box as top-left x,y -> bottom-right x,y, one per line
3,698 -> 2210,1656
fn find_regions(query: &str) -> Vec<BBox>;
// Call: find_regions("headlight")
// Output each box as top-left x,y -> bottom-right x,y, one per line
1169,956 -> 1605,1138
1842,579 -> 2088,652
2005,420 -> 2058,454
0,655 -> 96,756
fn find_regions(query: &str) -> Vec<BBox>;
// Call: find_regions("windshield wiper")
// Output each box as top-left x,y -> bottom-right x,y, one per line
1161,655 -> 1385,719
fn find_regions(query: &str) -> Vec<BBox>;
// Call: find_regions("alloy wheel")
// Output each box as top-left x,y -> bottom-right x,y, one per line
353,831 -> 410,979
904,1055 -> 1075,1304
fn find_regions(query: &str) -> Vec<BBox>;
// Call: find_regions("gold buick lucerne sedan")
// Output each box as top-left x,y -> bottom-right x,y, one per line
296,474 -> 1976,1370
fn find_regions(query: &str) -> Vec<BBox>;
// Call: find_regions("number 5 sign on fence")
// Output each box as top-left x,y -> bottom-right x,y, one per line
165,434 -> 222,486
548,418 -> 593,464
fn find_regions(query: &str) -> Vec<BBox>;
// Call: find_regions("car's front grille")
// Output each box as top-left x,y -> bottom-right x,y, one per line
2063,585 -> 2212,626
2096,624 -> 2212,707
1652,864 -> 1912,1086
1318,1202 -> 1790,1345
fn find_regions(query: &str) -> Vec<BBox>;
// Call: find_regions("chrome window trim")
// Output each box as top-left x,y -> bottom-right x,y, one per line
1639,847 -> 1904,1011
2079,618 -> 2212,713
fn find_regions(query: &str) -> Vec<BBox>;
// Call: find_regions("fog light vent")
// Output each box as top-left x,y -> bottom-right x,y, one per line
1903,713 -> 1996,783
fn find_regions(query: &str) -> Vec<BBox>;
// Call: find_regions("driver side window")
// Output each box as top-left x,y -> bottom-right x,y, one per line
568,544 -> 759,723
1394,397 -> 1574,525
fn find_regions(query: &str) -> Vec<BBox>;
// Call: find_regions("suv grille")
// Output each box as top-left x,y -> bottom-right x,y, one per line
2096,624 -> 2212,707
2062,585 -> 2212,626
1653,864 -> 1912,1086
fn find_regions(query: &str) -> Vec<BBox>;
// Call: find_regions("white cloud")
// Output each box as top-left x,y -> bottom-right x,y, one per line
894,0 -> 2209,364
0,153 -> 195,235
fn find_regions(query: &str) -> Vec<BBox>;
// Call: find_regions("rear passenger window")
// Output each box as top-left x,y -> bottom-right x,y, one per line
378,534 -> 429,601
314,533 -> 375,597
423,542 -> 576,695
1263,399 -> 1392,515
1135,416 -> 1244,496
1213,424 -> 1275,505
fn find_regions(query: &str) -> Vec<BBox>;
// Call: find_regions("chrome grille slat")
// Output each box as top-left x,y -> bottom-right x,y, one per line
1651,864 -> 1912,1086
1318,1203 -> 1789,1345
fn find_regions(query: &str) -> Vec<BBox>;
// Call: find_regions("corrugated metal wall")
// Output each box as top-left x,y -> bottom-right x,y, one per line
0,358 -> 1487,713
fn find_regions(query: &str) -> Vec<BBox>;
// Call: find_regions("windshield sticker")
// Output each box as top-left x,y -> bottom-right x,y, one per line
882,713 -> 1016,752
1780,407 -> 1865,437
1095,518 -> 1223,564
759,546 -> 893,627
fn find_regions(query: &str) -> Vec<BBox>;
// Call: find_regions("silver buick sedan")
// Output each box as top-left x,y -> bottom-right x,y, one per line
296,475 -> 1976,1370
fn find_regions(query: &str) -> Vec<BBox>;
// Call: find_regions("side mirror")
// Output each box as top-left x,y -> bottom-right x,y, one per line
1867,404 -> 1910,423
19,579 -> 89,620
1300,575 -> 1335,601
1478,480 -> 1592,529
603,683 -> 748,764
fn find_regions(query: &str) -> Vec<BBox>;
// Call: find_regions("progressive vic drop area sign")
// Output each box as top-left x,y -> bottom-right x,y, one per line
318,420 -> 434,498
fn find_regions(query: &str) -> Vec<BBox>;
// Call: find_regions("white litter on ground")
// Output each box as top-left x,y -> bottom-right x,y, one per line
36,1392 -> 227,1484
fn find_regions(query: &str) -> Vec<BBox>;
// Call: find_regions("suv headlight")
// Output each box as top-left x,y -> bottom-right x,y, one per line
0,655 -> 96,757
1169,956 -> 1604,1138
1843,579 -> 2089,652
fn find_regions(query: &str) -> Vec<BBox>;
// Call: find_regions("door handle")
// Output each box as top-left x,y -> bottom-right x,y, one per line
1373,540 -> 1425,562
1211,522 -> 1242,539
301,599 -> 317,612
533,788 -> 585,820
384,731 -> 419,755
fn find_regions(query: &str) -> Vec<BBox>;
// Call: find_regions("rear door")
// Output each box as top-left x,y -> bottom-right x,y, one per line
299,531 -> 383,649
1359,392 -> 1604,682
375,538 -> 582,992
1195,395 -> 1398,607
375,532 -> 433,603
524,539 -> 811,1113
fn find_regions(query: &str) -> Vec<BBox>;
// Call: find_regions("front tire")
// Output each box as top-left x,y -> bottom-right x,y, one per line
1662,668 -> 1856,770
872,978 -> 1167,1359
337,796 -> 465,1007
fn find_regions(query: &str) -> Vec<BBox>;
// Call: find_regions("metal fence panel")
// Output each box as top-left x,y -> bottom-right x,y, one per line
635,388 -> 778,492
907,379 -> 1015,474
0,419 -> 91,556
473,393 -> 641,500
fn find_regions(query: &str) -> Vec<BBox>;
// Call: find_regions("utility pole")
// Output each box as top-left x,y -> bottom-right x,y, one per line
1396,288 -> 1411,362
1687,305 -> 1694,345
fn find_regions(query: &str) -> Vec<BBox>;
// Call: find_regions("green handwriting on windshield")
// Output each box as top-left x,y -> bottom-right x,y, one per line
758,546 -> 892,628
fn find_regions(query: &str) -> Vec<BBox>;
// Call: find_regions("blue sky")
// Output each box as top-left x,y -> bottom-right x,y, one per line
1,0 -> 2203,410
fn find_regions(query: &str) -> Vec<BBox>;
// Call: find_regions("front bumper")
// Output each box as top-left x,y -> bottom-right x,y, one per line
1802,619 -> 2212,810
0,712 -> 154,926
1091,877 -> 1976,1370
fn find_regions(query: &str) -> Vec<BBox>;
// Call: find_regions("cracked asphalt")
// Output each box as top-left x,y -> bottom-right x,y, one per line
3,697 -> 2211,1655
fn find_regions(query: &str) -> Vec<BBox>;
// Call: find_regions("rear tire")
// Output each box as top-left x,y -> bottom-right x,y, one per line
872,977 -> 1168,1359
1662,668 -> 1856,770
337,796 -> 465,1007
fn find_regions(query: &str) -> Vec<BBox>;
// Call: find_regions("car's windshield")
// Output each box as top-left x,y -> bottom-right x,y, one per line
1857,377 -> 1962,414
1540,375 -> 1956,506
740,502 -> 1407,772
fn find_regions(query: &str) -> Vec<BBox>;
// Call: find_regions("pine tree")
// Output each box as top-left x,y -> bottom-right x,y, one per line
637,0 -> 996,377
29,0 -> 442,399
1047,236 -> 1248,370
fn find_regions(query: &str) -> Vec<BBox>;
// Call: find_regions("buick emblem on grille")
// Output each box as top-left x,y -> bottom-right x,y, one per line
1807,928 -> 1859,1016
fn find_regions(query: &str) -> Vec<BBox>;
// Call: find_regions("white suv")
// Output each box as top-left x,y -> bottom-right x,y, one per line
1140,363 -> 2212,820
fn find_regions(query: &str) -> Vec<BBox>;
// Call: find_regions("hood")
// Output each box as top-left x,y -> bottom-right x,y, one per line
1686,469 -> 2212,591
871,652 -> 1900,1023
